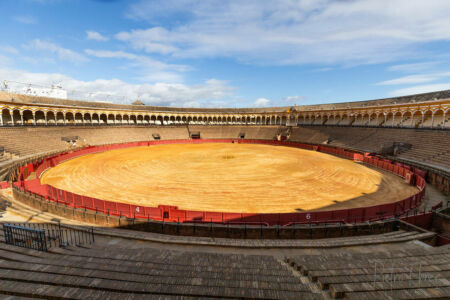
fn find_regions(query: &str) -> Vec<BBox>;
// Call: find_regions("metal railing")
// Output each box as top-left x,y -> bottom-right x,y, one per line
3,223 -> 47,251
2,223 -> 94,251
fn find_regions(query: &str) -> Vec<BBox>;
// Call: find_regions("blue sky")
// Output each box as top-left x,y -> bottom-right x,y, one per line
1,0 -> 450,107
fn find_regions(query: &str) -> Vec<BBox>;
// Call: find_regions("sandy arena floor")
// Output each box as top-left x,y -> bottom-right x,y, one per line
40,143 -> 418,213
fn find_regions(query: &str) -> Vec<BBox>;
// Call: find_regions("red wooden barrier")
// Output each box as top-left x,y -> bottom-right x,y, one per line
436,235 -> 450,246
401,212 -> 433,230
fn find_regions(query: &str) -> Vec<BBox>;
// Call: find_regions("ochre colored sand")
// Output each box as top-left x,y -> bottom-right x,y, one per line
40,143 -> 418,213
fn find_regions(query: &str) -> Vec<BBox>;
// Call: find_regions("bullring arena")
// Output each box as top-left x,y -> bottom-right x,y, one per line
0,90 -> 449,299
41,142 -> 418,213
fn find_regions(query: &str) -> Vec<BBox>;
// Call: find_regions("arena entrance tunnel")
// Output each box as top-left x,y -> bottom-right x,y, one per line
14,139 -> 426,227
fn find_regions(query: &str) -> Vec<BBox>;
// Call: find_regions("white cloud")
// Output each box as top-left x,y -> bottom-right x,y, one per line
86,31 -> 109,42
388,61 -> 439,73
284,95 -> 304,103
116,28 -> 179,55
253,98 -> 271,107
0,55 -> 12,66
25,39 -> 88,64
120,0 -> 450,65
85,49 -> 135,59
13,15 -> 36,24
0,68 -> 235,107
389,83 -> 450,96
0,46 -> 19,55
253,96 -> 305,107
22,56 -> 56,65
313,67 -> 333,72
84,49 -> 186,70
377,72 -> 450,85
84,49 -> 189,82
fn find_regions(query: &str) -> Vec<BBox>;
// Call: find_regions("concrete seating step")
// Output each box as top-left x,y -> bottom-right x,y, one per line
329,278 -> 450,298
0,279 -> 186,299
0,269 -> 319,299
296,254 -> 450,273
0,294 -> 36,300
0,247 -> 302,284
318,271 -> 450,289
307,264 -> 450,282
0,259 -> 306,291
344,287 -> 450,300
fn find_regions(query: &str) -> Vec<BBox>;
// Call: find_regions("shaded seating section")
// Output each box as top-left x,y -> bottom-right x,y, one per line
0,238 -> 321,299
0,126 -> 190,158
0,126 -> 280,159
188,125 -> 240,138
287,244 -> 450,299
188,125 -> 280,140
0,127 -> 68,157
290,126 -> 450,170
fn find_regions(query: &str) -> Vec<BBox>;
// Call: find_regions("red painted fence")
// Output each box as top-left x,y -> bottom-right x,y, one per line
16,139 -> 426,226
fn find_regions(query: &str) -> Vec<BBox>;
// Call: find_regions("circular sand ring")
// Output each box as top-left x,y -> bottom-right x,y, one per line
40,142 -> 418,214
